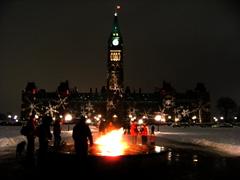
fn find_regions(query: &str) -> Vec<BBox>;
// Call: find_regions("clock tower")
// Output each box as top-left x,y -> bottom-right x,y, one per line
106,12 -> 124,127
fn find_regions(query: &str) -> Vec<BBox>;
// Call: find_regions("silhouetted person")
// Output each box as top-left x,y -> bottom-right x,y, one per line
38,115 -> 52,162
123,122 -> 130,135
99,120 -> 106,135
150,125 -> 156,146
106,121 -> 115,133
151,125 -> 155,135
53,119 -> 61,148
72,116 -> 93,160
141,124 -> 148,145
21,114 -> 36,164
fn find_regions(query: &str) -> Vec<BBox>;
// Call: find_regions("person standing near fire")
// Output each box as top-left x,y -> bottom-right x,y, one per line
53,118 -> 62,148
130,121 -> 138,144
106,121 -> 115,133
140,124 -> 148,145
20,114 -> 36,164
37,115 -> 52,160
72,116 -> 93,160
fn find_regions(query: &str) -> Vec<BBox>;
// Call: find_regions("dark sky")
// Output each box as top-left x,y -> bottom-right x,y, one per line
0,0 -> 240,115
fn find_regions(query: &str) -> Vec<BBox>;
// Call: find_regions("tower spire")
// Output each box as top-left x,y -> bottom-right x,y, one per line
114,4 -> 121,16
106,5 -> 124,127
111,4 -> 122,40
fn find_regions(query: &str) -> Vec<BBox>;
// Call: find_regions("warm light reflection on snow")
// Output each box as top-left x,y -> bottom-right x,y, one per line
155,146 -> 164,153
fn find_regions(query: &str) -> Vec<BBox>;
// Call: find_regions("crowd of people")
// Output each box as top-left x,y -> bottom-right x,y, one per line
20,114 -> 57,164
20,114 -> 95,164
129,121 -> 156,145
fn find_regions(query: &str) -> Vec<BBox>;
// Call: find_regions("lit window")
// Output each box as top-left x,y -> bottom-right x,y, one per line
110,50 -> 121,61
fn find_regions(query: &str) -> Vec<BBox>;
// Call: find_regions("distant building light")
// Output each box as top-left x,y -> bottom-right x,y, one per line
168,115 -> 172,119
220,116 -> 224,120
13,115 -> 18,120
234,116 -> 238,120
86,119 -> 92,124
160,117 -> 166,123
175,118 -> 179,122
154,115 -> 161,121
8,115 -> 12,118
138,119 -> 143,124
65,114 -> 72,122
192,116 -> 197,120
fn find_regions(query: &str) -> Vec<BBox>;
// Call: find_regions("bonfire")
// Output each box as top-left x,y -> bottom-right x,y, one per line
94,128 -> 128,156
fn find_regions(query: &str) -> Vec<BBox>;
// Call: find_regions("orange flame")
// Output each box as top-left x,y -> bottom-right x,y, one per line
95,128 -> 128,156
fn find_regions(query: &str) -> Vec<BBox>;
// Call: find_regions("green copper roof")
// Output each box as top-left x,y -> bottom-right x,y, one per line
111,13 -> 121,37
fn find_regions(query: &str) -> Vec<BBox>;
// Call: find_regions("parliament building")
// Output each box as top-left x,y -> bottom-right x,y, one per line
21,12 -> 211,127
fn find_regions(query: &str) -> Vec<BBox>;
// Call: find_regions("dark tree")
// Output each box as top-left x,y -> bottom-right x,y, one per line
217,97 -> 237,122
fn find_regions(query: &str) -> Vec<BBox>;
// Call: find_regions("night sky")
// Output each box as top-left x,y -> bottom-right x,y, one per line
0,0 -> 240,114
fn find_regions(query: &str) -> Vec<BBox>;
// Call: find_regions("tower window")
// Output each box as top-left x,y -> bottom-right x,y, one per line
110,50 -> 121,61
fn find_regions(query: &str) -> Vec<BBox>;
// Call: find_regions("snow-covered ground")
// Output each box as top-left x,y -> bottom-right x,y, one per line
154,126 -> 240,157
0,125 -> 240,158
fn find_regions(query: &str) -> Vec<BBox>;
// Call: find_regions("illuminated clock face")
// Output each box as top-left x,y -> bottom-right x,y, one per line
112,38 -> 119,46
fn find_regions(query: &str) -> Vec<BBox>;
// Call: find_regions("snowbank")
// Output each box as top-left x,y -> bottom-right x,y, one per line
156,126 -> 240,156
0,126 -> 26,148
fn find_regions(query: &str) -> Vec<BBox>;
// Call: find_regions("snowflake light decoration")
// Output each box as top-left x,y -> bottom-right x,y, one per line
55,95 -> 68,110
21,97 -> 42,117
44,102 -> 59,118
